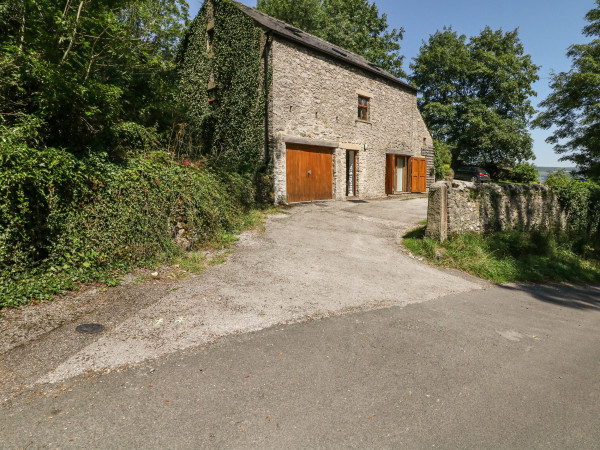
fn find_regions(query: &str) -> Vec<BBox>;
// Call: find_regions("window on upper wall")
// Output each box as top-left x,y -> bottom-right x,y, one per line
207,30 -> 214,53
358,95 -> 370,121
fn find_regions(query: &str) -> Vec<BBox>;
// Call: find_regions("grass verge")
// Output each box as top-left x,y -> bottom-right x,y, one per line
403,226 -> 600,284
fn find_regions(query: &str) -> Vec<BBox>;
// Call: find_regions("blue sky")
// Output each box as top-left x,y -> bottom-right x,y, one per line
187,0 -> 596,167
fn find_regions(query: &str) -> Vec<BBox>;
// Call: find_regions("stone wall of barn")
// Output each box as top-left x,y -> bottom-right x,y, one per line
269,36 -> 434,203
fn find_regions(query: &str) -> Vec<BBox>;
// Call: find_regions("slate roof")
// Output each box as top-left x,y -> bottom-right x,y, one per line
232,1 -> 416,93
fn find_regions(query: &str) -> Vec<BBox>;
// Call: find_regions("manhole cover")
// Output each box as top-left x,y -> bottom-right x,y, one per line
76,323 -> 105,334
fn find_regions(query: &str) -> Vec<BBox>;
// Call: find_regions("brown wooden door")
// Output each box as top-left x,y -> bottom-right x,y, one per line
385,153 -> 395,195
286,144 -> 333,202
410,157 -> 427,193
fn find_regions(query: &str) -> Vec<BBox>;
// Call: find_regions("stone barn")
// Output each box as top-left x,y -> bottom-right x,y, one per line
185,0 -> 434,204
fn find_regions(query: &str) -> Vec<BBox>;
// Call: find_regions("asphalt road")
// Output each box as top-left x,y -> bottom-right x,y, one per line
2,282 -> 599,449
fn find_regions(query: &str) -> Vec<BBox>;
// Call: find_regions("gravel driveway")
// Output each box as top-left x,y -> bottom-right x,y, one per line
1,197 -> 486,393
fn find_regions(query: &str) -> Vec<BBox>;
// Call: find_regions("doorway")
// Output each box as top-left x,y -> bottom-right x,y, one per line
286,144 -> 333,203
395,156 -> 407,193
386,154 -> 428,194
346,150 -> 357,197
385,154 -> 408,194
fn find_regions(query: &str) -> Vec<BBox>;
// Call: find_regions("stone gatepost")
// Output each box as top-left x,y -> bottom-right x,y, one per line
425,182 -> 448,242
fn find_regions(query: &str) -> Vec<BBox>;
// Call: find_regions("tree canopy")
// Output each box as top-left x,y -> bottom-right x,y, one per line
534,0 -> 600,181
0,0 -> 188,156
410,27 -> 539,174
256,0 -> 405,78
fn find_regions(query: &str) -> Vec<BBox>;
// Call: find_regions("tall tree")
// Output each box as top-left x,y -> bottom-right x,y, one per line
256,0 -> 326,35
535,0 -> 600,180
0,0 -> 189,155
256,0 -> 405,78
410,27 -> 539,173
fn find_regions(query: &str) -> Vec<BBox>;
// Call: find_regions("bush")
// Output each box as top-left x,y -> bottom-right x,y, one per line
545,170 -> 600,257
433,140 -> 452,181
506,162 -> 539,184
0,118 -> 94,269
0,140 -> 255,308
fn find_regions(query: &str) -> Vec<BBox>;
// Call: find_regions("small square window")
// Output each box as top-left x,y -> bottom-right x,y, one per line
358,96 -> 370,121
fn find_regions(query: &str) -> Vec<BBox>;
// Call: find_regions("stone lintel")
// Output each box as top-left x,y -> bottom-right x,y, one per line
282,135 -> 339,148
386,149 -> 415,156
340,142 -> 363,151
356,89 -> 374,98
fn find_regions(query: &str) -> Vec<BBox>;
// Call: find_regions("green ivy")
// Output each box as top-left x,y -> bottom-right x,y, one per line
546,170 -> 600,256
178,0 -> 271,178
0,141 -> 254,308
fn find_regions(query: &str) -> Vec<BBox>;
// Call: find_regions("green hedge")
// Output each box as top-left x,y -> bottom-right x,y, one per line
546,170 -> 600,257
0,140 -> 254,308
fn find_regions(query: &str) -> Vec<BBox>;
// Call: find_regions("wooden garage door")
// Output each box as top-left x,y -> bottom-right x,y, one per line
410,157 -> 427,193
286,144 -> 333,203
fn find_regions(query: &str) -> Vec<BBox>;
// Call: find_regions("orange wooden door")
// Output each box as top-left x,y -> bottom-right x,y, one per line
385,154 -> 395,195
286,144 -> 333,202
420,159 -> 427,192
410,157 -> 427,193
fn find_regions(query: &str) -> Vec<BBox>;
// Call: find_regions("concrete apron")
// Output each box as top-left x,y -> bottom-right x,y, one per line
1,197 -> 486,391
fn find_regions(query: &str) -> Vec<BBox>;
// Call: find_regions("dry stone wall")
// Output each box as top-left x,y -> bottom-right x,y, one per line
426,181 -> 566,240
270,37 -> 434,203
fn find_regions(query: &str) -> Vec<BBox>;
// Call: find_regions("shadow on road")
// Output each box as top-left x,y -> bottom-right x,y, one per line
499,283 -> 600,311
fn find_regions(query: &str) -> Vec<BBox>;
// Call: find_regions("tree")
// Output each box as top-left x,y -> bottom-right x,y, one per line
535,0 -> 600,181
506,162 -> 539,184
0,0 -> 189,156
256,0 -> 326,35
256,0 -> 405,78
410,27 -> 539,176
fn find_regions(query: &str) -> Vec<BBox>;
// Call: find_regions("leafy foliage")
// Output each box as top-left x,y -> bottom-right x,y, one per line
256,0 -> 325,35
256,0 -> 406,78
410,27 -> 539,176
545,170 -> 600,255
433,140 -> 452,181
0,0 -> 189,156
504,162 -> 539,184
0,142 -> 255,308
178,0 -> 270,181
535,0 -> 600,181
0,119 -> 91,268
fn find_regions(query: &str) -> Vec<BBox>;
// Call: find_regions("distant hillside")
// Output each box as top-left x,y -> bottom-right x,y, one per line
536,166 -> 576,183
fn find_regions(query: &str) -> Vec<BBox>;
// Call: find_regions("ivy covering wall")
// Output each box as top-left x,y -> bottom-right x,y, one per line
178,0 -> 271,179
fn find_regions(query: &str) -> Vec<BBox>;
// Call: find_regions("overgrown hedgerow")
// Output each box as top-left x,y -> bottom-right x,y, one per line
0,140 -> 254,308
545,170 -> 600,252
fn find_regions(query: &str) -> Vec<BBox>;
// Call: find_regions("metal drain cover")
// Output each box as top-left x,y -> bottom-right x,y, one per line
76,323 -> 105,334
